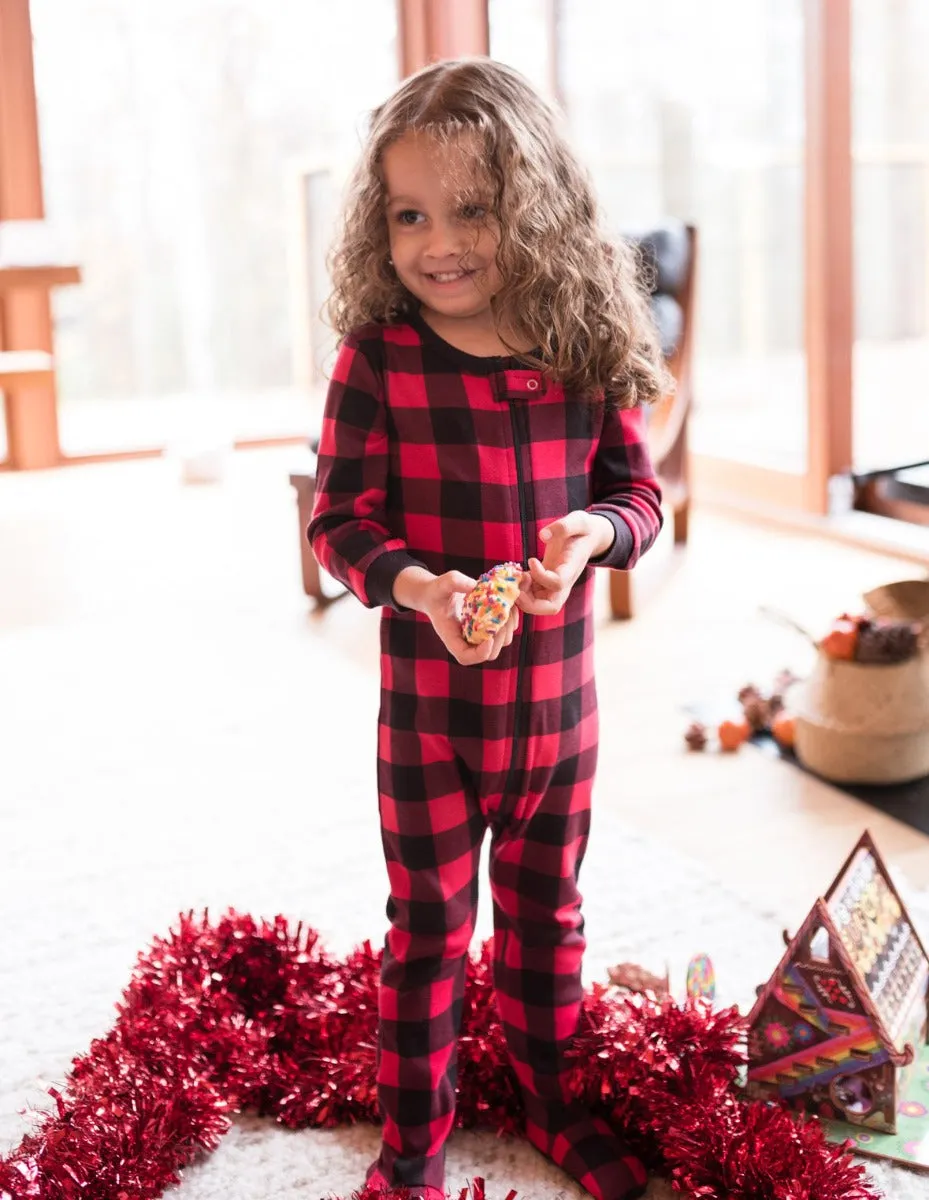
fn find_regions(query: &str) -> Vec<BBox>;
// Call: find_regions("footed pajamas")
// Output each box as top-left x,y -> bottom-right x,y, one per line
308,311 -> 663,1199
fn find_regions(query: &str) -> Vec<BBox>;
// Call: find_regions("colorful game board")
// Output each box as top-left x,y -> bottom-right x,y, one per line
825,1037 -> 929,1171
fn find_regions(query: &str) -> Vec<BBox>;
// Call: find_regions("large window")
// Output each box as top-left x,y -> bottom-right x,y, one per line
491,0 -> 807,476
31,1 -> 396,456
560,0 -> 806,473
852,0 -> 929,472
488,0 -> 556,103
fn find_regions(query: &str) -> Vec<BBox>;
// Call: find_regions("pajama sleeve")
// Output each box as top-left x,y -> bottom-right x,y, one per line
586,402 -> 664,570
307,332 -> 425,610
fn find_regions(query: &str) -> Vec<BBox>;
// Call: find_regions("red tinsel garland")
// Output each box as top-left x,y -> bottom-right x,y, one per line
0,911 -> 878,1200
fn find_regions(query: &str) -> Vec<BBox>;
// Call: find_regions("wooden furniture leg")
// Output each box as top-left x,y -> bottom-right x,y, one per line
609,568 -> 634,621
673,497 -> 690,544
289,469 -> 347,605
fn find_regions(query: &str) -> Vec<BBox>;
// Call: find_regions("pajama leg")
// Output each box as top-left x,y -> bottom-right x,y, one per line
489,762 -> 647,1200
371,733 -> 485,1193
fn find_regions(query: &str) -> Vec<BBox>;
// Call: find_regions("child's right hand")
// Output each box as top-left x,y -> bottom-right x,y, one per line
392,567 -> 519,665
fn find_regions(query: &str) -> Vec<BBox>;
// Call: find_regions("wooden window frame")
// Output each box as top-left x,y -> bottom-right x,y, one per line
397,0 -> 489,76
677,1 -> 854,520
0,0 -> 61,470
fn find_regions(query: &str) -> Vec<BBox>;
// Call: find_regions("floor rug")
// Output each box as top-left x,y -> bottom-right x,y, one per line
687,699 -> 929,838
2,628 -> 927,1198
752,733 -> 929,838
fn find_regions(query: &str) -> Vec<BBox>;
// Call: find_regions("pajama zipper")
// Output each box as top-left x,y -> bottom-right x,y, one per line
502,399 -> 532,816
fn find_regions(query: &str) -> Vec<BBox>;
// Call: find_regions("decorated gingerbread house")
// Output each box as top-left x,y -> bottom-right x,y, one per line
747,832 -> 929,1134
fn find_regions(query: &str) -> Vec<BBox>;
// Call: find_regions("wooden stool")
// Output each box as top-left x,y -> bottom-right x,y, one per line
289,469 -> 346,604
609,224 -> 697,620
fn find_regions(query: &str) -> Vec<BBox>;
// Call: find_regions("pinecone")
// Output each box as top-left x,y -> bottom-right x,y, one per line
856,619 -> 920,665
742,695 -> 772,732
608,961 -> 670,997
684,721 -> 708,751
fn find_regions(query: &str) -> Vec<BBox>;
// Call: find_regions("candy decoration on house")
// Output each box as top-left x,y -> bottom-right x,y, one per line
747,831 -> 929,1171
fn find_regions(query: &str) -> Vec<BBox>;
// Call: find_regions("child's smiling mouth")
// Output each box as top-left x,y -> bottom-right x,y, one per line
424,268 -> 477,285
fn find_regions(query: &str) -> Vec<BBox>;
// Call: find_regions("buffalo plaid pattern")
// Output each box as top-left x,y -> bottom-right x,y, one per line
309,312 -> 661,1200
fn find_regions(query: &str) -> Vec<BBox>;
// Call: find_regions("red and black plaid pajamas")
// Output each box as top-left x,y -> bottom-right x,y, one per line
308,311 -> 663,1200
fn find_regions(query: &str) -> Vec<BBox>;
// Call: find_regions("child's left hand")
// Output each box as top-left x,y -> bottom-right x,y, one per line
517,510 -> 614,616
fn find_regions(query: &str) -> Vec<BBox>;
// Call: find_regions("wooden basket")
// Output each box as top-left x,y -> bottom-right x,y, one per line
793,653 -> 929,784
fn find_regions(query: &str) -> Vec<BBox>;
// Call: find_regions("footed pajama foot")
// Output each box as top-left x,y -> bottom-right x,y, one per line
360,1165 -> 447,1200
523,1095 -> 647,1200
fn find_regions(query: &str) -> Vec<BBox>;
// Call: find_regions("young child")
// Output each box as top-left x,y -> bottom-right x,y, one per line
309,58 -> 666,1200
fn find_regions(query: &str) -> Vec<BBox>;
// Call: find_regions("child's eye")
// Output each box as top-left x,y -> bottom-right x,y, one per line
460,203 -> 487,221
395,209 -> 424,226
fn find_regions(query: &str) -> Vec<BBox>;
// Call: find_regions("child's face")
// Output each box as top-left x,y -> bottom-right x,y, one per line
383,131 -> 502,325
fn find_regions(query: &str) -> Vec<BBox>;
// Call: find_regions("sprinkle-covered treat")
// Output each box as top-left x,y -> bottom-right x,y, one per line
461,562 -> 525,645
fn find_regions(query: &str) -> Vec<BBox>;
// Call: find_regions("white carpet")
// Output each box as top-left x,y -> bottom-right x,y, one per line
1,620 -> 925,1198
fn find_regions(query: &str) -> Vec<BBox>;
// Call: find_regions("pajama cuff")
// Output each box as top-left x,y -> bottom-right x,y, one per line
586,508 -> 635,570
365,548 -> 428,611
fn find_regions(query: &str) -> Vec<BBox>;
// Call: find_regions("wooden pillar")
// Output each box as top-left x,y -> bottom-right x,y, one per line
804,0 -> 853,513
397,0 -> 489,78
0,0 -> 60,469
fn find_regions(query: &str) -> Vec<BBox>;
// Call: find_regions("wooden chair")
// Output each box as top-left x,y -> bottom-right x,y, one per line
609,224 -> 697,619
0,224 -> 82,469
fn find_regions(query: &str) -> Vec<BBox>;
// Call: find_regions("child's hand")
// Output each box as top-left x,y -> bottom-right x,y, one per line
517,511 -> 614,617
394,568 -> 519,665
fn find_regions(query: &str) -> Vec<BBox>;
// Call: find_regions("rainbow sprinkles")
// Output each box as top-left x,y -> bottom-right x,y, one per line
461,562 -> 525,645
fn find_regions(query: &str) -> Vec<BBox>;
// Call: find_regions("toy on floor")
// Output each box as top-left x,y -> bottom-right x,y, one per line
607,961 -> 670,998
685,952 -> 716,1002
460,562 -> 525,645
683,668 -> 800,755
747,830 -> 929,1173
608,953 -> 715,1004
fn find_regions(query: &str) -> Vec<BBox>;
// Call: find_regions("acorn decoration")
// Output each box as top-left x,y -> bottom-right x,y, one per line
684,667 -> 804,754
684,721 -> 708,751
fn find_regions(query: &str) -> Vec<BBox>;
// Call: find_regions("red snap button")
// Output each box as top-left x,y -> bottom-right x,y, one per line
526,378 -> 539,391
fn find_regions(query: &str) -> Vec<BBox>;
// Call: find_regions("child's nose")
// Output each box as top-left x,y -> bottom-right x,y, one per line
424,217 -> 467,259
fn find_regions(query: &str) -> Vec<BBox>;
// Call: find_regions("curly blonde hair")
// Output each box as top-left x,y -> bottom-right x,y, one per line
327,58 -> 669,406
